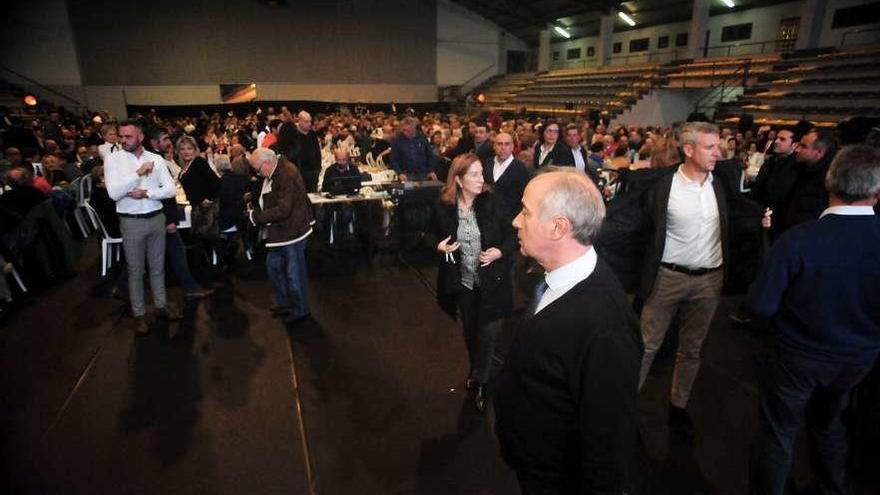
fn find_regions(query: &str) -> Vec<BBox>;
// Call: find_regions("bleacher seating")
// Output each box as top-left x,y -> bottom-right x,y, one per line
719,47 -> 880,126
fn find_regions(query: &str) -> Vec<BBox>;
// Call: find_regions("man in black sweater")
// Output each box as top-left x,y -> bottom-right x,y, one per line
290,111 -> 322,193
747,145 -> 880,495
495,168 -> 643,494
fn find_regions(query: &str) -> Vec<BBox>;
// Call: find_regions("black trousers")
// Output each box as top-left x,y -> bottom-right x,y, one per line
457,285 -> 501,385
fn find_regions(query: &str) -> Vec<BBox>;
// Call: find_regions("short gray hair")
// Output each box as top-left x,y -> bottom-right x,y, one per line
538,167 -> 606,245
250,147 -> 279,166
825,145 -> 880,202
679,122 -> 719,147
214,154 -> 232,172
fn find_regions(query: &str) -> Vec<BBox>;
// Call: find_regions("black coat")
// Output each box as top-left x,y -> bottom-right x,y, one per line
179,157 -> 220,206
494,258 -> 643,492
217,172 -> 250,231
483,157 -> 532,225
596,164 -> 764,298
433,191 -> 516,323
533,141 -> 574,169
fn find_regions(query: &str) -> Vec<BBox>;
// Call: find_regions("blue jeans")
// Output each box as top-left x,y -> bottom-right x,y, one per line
751,349 -> 872,495
166,230 -> 200,293
265,239 -> 309,318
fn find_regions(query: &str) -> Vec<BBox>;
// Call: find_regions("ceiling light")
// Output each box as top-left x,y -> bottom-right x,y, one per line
554,26 -> 571,38
618,11 -> 636,27
722,0 -> 735,7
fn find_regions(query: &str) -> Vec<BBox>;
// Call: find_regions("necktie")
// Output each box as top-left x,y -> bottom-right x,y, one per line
111,144 -> 118,152
530,279 -> 549,316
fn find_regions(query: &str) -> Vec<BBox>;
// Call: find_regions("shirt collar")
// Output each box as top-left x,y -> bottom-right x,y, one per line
544,247 -> 597,292
676,164 -> 713,186
820,205 -> 876,218
494,155 -> 514,168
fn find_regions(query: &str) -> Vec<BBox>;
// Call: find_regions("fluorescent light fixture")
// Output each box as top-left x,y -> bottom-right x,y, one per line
722,0 -> 735,7
618,11 -> 636,27
554,25 -> 571,38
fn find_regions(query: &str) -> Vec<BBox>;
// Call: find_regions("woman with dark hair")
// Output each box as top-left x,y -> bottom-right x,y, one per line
532,120 -> 572,169
434,153 -> 516,413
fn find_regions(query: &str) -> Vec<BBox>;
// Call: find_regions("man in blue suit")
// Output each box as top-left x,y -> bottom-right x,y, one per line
747,145 -> 880,495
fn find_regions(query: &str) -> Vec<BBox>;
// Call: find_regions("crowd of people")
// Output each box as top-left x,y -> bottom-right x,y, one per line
1,103 -> 879,494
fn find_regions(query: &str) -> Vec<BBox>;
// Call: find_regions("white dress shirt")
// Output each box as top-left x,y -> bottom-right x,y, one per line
571,146 -> 586,172
661,166 -> 722,269
493,155 -> 514,182
534,247 -> 598,314
98,141 -> 120,160
104,148 -> 176,214
820,205 -> 876,218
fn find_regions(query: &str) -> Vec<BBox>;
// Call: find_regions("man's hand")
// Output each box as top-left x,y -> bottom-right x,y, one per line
479,247 -> 502,267
201,198 -> 214,207
136,161 -> 154,176
398,173 -> 408,183
761,208 -> 773,230
437,235 -> 460,254
166,223 -> 177,233
427,172 -> 438,181
128,188 -> 148,199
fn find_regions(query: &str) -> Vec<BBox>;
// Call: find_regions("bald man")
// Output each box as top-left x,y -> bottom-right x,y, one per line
484,132 -> 532,224
495,168 -> 642,494
292,111 -> 322,192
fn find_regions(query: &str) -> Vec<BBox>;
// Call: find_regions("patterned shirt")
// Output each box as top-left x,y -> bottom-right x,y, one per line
457,206 -> 482,289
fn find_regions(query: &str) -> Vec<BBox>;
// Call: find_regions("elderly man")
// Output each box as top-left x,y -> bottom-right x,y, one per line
747,145 -> 880,495
98,123 -> 120,160
247,148 -> 314,324
389,117 -> 437,182
104,120 -> 181,334
495,168 -> 642,494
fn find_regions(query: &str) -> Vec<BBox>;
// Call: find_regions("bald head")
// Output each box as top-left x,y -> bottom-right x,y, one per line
494,132 -> 514,161
297,111 -> 313,133
334,147 -> 350,166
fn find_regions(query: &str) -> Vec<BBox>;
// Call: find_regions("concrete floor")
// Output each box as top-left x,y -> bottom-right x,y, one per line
1,238 -> 877,495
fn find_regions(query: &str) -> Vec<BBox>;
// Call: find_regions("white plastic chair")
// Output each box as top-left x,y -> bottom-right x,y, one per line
85,202 -> 122,276
69,177 -> 91,238
8,265 -> 27,293
365,152 -> 376,167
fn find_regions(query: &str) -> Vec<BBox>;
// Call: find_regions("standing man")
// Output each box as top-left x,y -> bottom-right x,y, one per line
637,122 -> 727,437
471,119 -> 494,169
484,132 -> 531,225
563,123 -> 602,184
104,121 -> 181,334
247,148 -> 314,324
747,145 -> 880,495
291,111 -> 322,193
389,117 -> 437,182
495,168 -> 642,494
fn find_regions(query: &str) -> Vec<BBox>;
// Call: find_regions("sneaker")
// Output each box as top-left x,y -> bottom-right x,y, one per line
156,303 -> 183,321
133,315 -> 150,335
185,288 -> 215,299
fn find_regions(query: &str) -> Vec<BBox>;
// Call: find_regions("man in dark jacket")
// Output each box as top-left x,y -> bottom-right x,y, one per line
247,148 -> 315,324
747,145 -> 880,495
495,168 -> 642,494
483,132 -> 531,225
289,111 -> 322,193
389,117 -> 437,182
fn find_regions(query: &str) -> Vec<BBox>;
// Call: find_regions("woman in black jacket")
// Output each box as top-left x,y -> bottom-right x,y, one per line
435,153 -> 516,413
532,120 -> 573,169
177,135 -> 221,264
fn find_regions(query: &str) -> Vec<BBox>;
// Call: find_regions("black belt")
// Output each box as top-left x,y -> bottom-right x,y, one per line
661,262 -> 722,276
119,209 -> 162,219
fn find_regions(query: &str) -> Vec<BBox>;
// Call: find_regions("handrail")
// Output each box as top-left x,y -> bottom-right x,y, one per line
460,63 -> 498,93
0,64 -> 85,108
692,60 -> 751,119
840,27 -> 880,47
703,38 -> 795,57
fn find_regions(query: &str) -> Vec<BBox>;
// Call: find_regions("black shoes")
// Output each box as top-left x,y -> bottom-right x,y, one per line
668,405 -> 695,439
270,306 -> 290,318
283,313 -> 311,325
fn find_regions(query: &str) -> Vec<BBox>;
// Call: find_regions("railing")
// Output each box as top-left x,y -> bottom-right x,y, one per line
0,64 -> 86,110
550,49 -> 684,71
703,38 -> 794,58
692,60 -> 751,120
840,27 -> 880,47
460,63 -> 497,95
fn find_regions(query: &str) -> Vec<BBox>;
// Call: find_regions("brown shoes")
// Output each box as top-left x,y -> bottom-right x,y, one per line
133,316 -> 150,335
156,303 -> 183,321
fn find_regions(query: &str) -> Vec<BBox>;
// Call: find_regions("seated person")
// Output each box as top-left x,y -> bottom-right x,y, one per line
322,147 -> 362,194
0,167 -> 47,217
87,166 -> 120,238
321,148 -> 362,242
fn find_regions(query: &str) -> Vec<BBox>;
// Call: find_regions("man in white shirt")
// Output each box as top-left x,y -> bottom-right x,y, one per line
638,121 -> 726,438
484,132 -> 531,224
104,120 -> 180,334
97,123 -> 120,161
